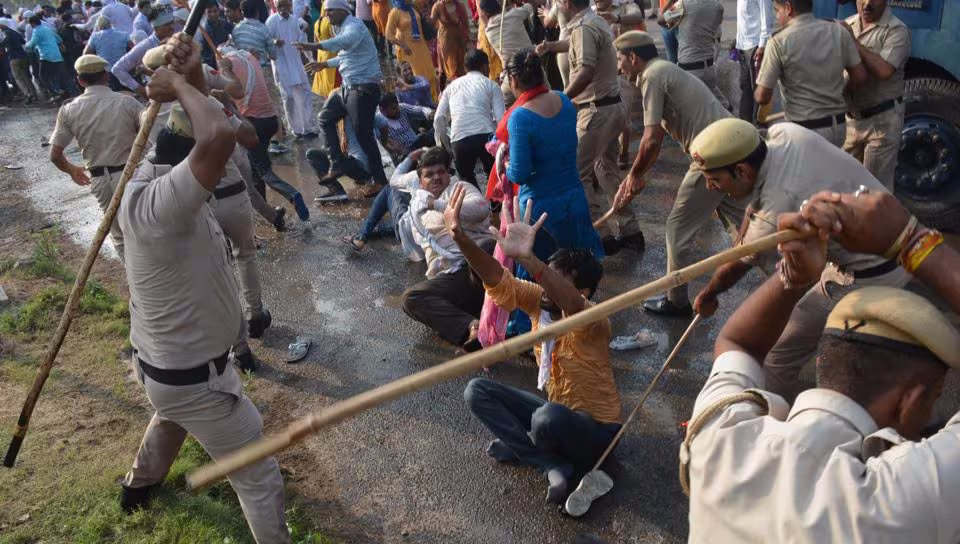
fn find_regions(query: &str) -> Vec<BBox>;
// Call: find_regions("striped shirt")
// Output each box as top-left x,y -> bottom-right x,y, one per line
375,103 -> 432,153
231,18 -> 277,66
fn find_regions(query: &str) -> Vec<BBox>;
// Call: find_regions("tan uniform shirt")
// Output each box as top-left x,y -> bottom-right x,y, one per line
742,122 -> 888,271
566,8 -> 620,104
49,84 -> 142,169
844,8 -> 911,111
676,0 -> 723,64
119,160 -> 244,369
757,13 -> 862,121
640,58 -> 731,153
483,4 -> 535,66
688,350 -> 960,543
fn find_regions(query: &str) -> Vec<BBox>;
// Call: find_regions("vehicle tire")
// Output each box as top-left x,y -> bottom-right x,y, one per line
896,78 -> 960,232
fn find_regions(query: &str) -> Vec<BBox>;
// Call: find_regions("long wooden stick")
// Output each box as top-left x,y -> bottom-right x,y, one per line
3,0 -> 212,469
588,313 -> 701,473
186,228 -> 804,490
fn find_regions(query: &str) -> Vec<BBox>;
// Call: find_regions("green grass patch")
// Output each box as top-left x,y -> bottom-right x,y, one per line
23,229 -> 74,282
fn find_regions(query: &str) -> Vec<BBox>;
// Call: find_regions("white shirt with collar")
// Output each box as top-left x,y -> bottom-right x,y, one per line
735,0 -> 774,51
687,349 -> 960,544
433,70 -> 505,148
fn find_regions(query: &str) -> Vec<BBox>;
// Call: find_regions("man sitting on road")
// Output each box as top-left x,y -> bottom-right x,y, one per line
376,91 -> 435,165
394,59 -> 434,108
400,147 -> 493,351
447,190 -> 623,505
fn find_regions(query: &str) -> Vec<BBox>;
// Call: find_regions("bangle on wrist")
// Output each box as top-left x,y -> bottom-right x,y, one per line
882,215 -> 918,261
899,229 -> 944,274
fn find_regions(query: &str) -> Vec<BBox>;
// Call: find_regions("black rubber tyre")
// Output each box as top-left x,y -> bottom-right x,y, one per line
896,78 -> 960,232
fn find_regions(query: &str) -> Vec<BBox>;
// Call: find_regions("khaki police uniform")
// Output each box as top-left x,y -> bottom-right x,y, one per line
843,8 -> 911,190
675,0 -> 729,110
685,287 -> 960,542
690,119 -> 910,400
118,159 -> 289,544
48,55 -> 142,262
635,55 -> 747,306
484,3 -> 536,105
756,14 -> 862,147
568,9 -> 638,239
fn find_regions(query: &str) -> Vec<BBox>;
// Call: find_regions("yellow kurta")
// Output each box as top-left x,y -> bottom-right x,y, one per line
312,16 -> 339,97
476,18 -> 502,82
385,7 -> 439,101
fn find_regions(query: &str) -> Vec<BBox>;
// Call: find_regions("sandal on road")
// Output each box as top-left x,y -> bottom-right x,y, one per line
286,336 -> 312,363
341,235 -> 366,252
609,328 -> 657,351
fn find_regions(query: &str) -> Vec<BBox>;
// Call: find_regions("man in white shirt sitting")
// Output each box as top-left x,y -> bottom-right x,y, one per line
434,49 -> 504,188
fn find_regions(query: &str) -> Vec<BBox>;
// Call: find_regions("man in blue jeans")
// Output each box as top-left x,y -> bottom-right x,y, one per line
296,0 -> 386,188
444,187 -> 623,504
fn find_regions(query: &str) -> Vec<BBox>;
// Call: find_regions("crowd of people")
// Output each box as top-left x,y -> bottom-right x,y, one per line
8,0 -> 960,540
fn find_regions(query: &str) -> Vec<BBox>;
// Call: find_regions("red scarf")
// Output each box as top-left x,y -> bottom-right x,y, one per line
485,84 -> 551,201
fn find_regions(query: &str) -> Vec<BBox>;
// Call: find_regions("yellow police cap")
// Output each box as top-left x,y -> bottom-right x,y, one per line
166,105 -> 194,139
613,30 -> 655,51
689,118 -> 761,171
825,287 -> 960,368
143,45 -> 167,70
74,54 -> 108,75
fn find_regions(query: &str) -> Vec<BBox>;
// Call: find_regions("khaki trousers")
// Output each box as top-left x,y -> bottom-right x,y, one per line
665,165 -> 748,305
89,169 -> 126,262
576,101 -> 639,238
125,360 -> 289,543
686,64 -> 730,111
843,102 -> 904,191
763,264 -> 911,402
208,190 -> 263,319
10,57 -> 39,98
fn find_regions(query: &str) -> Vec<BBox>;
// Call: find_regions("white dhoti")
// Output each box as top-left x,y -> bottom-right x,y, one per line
266,12 -> 316,136
278,82 -> 316,135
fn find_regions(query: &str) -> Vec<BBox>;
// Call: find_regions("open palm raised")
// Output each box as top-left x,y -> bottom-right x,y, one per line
489,196 -> 548,260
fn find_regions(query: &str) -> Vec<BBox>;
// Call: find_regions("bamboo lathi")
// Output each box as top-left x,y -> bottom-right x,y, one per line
186,228 -> 806,490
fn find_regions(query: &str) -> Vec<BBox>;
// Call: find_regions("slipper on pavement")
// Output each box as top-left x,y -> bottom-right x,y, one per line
286,336 -> 312,363
609,328 -> 657,351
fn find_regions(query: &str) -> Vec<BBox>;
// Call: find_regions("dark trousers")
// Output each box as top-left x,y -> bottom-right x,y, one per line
463,378 -> 621,475
358,185 -> 410,240
0,55 -> 11,101
319,85 -> 388,186
738,47 -> 758,124
401,241 -> 494,344
452,133 -> 494,188
40,59 -> 75,95
362,18 -> 385,56
306,147 -> 371,183
246,115 -> 302,204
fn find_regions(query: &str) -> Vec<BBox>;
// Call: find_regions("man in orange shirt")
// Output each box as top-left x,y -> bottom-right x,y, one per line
445,188 -> 623,505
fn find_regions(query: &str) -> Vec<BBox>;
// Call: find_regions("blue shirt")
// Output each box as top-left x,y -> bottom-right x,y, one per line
396,75 -> 434,108
232,18 -> 276,66
202,18 -> 233,67
24,24 -> 63,62
133,11 -> 152,36
87,28 -> 130,67
507,92 -> 583,197
318,15 -> 381,86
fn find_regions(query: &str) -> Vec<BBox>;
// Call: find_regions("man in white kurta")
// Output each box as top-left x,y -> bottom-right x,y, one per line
265,0 -> 315,136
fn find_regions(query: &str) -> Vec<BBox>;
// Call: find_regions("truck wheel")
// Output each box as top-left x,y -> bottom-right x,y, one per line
896,78 -> 960,232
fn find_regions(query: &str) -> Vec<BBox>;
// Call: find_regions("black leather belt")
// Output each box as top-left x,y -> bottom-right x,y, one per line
89,165 -> 125,177
213,182 -> 245,199
847,96 -> 903,121
678,58 -> 714,71
138,352 -> 229,386
848,260 -> 898,280
793,113 -> 845,130
575,94 -> 622,111
344,82 -> 380,91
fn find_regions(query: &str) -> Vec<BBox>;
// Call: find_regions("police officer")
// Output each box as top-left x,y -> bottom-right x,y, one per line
48,54 -> 142,262
690,118 -> 910,401
754,0 -> 867,147
684,189 -> 960,541
674,0 -> 729,109
842,0 -> 910,189
540,0 -> 643,254
117,34 -> 289,543
611,31 -> 746,316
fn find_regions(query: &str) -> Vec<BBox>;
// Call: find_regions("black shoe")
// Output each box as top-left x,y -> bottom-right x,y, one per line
272,206 -> 287,232
120,483 -> 156,513
248,309 -> 272,339
601,235 -> 621,256
643,295 -> 693,317
304,131 -> 319,139
315,178 -> 348,203
618,231 -> 645,252
235,351 -> 259,373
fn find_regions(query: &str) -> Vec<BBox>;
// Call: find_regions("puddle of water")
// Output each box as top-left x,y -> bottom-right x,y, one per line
312,296 -> 353,334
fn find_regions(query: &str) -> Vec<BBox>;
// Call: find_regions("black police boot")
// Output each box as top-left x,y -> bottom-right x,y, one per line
248,309 -> 272,339
120,483 -> 156,513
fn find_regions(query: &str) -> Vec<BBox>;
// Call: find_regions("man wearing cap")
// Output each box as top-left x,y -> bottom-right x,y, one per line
841,0 -> 910,189
611,30 -> 746,316
48,54 -> 141,261
691,118 -> 909,401
112,3 -> 175,96
538,0 -> 643,255
117,32 -> 290,543
295,0 -> 387,188
684,189 -> 960,541
754,0 -> 867,147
